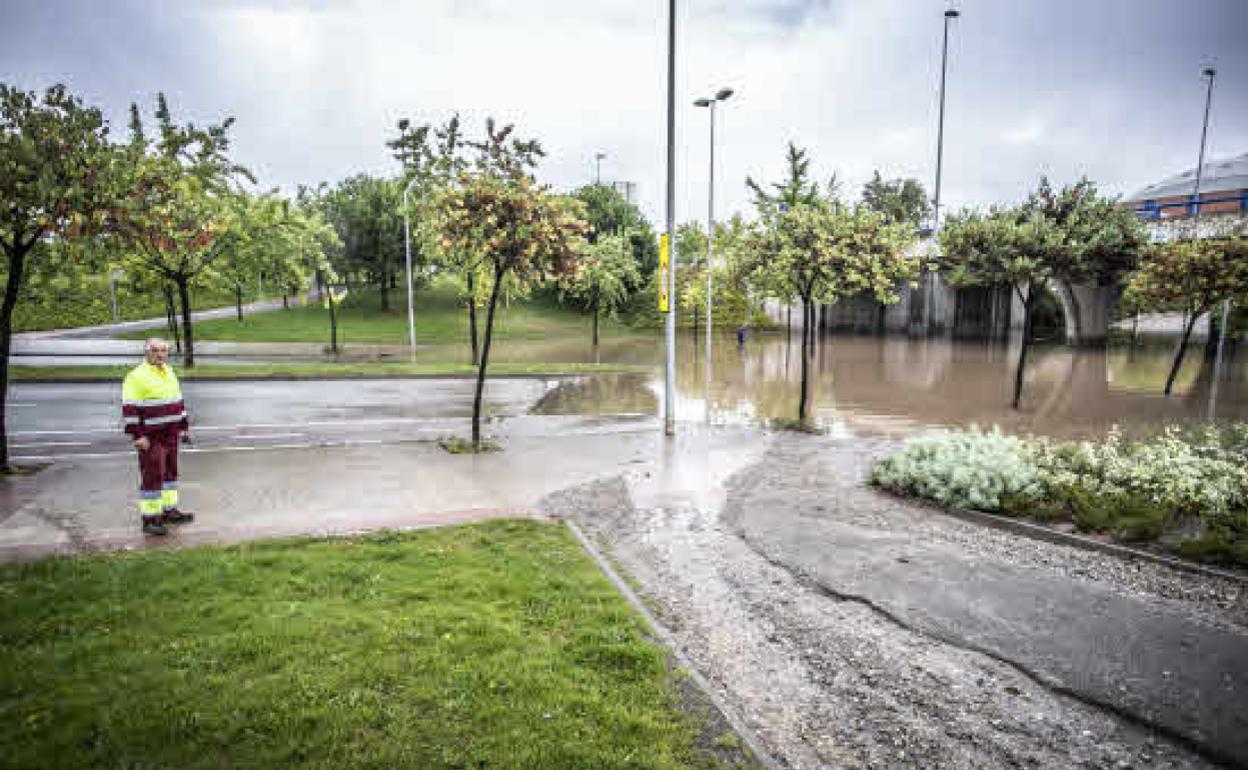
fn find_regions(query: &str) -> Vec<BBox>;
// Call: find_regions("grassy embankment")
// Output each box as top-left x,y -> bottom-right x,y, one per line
13,273 -> 261,333
0,520 -> 753,770
119,279 -> 650,348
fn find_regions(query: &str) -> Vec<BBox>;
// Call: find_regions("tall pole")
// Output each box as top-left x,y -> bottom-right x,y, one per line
1194,67 -> 1224,418
932,8 -> 958,231
663,0 -> 677,436
595,152 -> 606,185
402,178 -> 418,354
705,99 -> 716,422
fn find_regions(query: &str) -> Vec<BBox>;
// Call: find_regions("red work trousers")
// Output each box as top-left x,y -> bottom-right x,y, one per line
137,430 -> 180,496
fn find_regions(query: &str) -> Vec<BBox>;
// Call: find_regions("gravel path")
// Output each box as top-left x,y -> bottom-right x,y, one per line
542,431 -> 1245,769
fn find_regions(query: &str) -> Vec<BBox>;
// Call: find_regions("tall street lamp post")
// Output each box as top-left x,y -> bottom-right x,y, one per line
663,0 -> 677,436
595,152 -> 606,185
932,7 -> 959,231
402,176 -> 419,354
694,87 -> 734,422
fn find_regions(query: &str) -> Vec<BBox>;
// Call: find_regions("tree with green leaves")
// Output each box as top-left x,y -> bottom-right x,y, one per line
1127,238 -> 1248,395
861,171 -> 930,228
561,233 -> 639,348
319,174 -> 406,312
109,93 -> 253,366
743,202 -> 917,426
1,83 -> 115,467
941,178 -> 1147,408
746,142 -> 824,215
430,120 -> 586,448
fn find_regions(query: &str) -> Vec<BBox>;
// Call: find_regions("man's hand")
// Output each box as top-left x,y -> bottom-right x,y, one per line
133,436 -> 150,452
181,432 -> 193,446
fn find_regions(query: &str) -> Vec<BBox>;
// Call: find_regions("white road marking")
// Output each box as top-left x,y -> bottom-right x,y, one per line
12,416 -> 457,437
11,441 -> 92,448
229,433 -> 306,440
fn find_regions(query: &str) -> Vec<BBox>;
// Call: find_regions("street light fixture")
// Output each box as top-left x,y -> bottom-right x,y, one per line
402,176 -> 419,354
694,87 -> 734,422
595,152 -> 607,185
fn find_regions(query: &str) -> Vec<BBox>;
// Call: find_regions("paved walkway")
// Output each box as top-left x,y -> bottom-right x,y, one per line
721,435 -> 1248,767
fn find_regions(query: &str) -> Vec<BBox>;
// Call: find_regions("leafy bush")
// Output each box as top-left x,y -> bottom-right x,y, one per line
871,427 -> 1044,512
873,425 -> 1248,566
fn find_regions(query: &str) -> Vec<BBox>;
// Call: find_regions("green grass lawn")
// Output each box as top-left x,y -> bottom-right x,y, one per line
119,280 -> 643,347
9,361 -> 651,382
0,520 -> 749,770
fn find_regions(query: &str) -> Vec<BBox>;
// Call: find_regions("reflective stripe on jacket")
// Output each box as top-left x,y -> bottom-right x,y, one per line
121,362 -> 189,437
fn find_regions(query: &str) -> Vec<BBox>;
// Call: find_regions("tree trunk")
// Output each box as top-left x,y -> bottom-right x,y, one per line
592,300 -> 600,348
282,292 -> 289,310
1012,283 -> 1035,409
786,303 -> 792,341
807,301 -> 816,359
798,296 -> 811,426
164,284 -> 180,353
1164,310 -> 1200,397
472,266 -> 505,447
235,284 -> 244,321
379,272 -> 391,312
177,277 -> 195,368
0,243 -> 30,469
467,271 -> 479,366
328,285 -> 339,354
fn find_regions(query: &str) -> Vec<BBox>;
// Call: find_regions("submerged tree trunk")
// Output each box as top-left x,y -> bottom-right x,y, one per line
798,296 -> 811,426
164,283 -> 180,353
472,266 -> 505,447
467,271 -> 479,366
1164,310 -> 1201,397
786,303 -> 792,341
0,243 -> 30,468
177,277 -> 195,368
1012,282 -> 1036,410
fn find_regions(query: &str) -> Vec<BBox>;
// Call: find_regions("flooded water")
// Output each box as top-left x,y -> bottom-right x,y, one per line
526,330 -> 1248,440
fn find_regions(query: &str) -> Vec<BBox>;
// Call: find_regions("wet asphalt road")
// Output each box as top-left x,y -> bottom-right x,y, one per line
6,378 -> 565,461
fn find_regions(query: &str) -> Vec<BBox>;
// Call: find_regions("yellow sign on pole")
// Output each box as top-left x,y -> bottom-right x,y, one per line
658,233 -> 670,312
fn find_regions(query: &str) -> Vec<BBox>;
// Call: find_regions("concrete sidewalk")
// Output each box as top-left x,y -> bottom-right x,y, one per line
0,423 -> 689,561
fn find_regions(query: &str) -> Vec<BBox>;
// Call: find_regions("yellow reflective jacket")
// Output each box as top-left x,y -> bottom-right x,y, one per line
121,362 -> 188,437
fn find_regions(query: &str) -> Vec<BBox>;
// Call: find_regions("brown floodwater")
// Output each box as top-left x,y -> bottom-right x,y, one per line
525,329 -> 1248,440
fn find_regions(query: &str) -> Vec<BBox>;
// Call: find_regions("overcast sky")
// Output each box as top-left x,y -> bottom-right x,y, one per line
3,0 -> 1246,224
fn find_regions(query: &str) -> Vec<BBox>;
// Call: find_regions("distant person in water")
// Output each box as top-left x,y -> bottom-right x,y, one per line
737,325 -> 747,347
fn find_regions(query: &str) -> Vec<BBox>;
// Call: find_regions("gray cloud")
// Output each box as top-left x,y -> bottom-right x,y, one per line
2,0 -> 1244,225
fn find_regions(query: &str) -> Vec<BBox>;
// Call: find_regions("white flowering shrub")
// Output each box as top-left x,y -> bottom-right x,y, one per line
1030,426 -> 1248,519
871,427 -> 1044,512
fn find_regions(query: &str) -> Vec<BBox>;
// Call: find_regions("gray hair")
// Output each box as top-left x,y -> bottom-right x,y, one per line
144,337 -> 170,351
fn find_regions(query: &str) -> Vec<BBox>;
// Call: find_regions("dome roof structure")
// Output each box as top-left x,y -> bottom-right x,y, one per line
1127,152 -> 1248,201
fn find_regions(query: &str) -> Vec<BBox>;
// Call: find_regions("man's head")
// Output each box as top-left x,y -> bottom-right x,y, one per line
144,338 -> 170,368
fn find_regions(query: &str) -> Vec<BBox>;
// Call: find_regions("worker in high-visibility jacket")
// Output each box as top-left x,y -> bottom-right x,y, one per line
122,338 -> 193,536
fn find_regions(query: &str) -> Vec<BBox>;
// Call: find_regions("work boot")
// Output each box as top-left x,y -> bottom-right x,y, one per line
141,515 -> 168,536
162,508 -> 195,525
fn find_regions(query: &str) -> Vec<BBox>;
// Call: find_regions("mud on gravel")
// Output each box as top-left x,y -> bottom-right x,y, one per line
541,432 -> 1243,770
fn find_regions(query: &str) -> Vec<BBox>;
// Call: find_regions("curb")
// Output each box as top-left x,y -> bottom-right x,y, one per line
924,499 -> 1248,586
563,518 -> 785,770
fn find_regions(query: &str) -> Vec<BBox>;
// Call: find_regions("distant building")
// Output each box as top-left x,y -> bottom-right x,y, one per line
1126,152 -> 1248,219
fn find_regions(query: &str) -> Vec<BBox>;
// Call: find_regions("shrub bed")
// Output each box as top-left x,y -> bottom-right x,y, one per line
871,425 -> 1248,568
